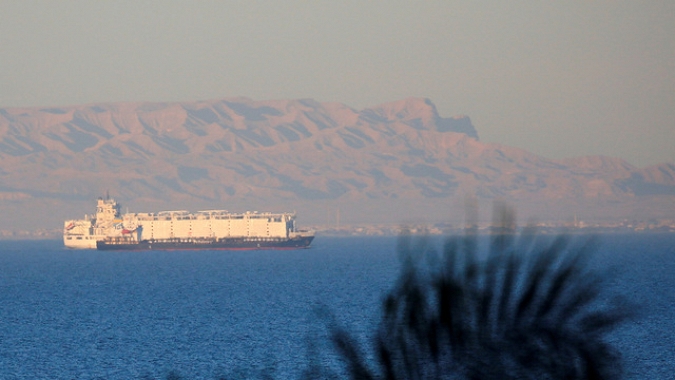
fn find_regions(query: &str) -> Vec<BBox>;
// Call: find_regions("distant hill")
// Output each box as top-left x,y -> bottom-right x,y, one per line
1,97 -> 673,230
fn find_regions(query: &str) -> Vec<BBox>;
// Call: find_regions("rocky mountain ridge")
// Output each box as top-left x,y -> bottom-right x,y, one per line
0,97 -> 673,230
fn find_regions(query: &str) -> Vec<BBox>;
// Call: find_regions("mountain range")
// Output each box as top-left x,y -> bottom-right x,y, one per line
1,97 -> 673,231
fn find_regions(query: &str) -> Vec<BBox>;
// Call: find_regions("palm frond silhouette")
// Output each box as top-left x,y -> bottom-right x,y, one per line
329,206 -> 631,380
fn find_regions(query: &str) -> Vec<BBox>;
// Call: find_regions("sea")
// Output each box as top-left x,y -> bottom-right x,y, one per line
0,234 -> 673,379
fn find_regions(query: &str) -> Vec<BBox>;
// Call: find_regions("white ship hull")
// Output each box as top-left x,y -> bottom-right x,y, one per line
63,234 -> 100,249
63,218 -> 99,249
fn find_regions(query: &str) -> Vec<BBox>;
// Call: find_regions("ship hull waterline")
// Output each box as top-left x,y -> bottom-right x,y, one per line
96,236 -> 314,251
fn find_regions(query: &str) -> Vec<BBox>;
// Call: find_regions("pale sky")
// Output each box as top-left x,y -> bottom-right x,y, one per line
1,1 -> 673,167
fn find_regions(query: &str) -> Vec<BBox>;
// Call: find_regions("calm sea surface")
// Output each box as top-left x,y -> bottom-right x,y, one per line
0,234 -> 673,379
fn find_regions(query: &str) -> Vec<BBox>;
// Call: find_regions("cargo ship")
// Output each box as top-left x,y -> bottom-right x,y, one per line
64,197 -> 314,250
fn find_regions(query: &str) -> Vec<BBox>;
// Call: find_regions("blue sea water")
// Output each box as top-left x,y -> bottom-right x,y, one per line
0,234 -> 673,379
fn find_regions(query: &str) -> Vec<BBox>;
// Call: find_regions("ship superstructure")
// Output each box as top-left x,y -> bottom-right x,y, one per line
63,198 -> 314,250
63,197 -> 122,249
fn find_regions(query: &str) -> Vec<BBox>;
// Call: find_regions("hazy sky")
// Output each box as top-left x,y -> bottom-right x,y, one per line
1,1 -> 673,167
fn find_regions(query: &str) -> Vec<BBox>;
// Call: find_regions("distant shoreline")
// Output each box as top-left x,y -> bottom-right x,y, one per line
3,221 -> 674,241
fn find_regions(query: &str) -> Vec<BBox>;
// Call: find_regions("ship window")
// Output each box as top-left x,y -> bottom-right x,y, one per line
76,237 -> 82,240
66,237 -> 72,240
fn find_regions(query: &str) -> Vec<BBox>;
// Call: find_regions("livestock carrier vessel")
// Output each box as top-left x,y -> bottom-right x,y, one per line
63,197 -> 314,250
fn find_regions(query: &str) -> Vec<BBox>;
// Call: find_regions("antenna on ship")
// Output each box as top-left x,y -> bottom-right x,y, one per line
106,190 -> 110,200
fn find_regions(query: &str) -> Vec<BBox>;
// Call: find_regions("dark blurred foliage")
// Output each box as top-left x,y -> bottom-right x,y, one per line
327,204 -> 633,380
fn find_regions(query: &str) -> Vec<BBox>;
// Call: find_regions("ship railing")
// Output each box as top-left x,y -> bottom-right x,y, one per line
157,210 -> 190,216
197,210 -> 230,215
101,236 -> 138,244
144,237 -> 219,244
215,236 -> 286,243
